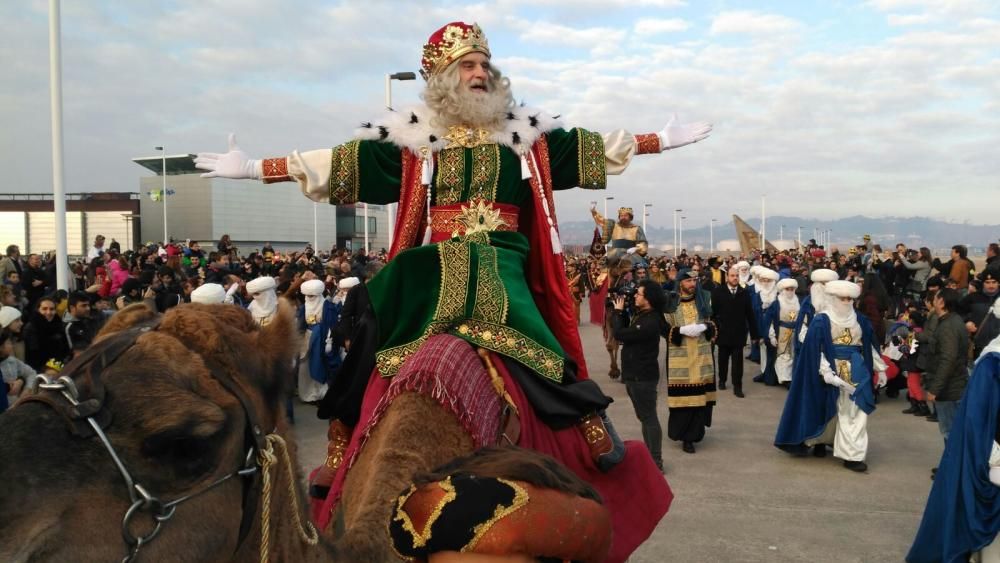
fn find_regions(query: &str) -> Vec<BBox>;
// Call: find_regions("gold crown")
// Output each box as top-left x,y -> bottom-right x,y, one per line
421,22 -> 491,79
618,207 -> 634,215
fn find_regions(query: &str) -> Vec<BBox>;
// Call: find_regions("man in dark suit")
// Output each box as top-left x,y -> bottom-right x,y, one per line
712,266 -> 760,398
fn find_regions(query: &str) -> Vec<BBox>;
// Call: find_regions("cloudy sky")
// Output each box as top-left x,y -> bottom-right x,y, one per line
2,0 -> 998,232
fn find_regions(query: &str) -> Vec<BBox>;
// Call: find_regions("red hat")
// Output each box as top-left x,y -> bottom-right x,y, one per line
421,22 -> 490,79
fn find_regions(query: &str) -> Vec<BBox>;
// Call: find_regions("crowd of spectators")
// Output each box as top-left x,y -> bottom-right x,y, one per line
0,235 -> 388,412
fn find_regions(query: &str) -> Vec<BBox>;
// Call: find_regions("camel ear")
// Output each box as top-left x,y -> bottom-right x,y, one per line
96,302 -> 158,341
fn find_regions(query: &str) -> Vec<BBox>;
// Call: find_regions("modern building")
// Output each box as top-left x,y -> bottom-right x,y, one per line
0,192 -> 140,256
132,154 -> 391,253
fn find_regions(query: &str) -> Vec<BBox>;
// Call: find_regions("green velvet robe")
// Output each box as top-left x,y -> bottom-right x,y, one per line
329,128 -> 607,383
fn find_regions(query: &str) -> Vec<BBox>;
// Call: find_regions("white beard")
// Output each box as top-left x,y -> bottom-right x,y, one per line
827,299 -> 858,327
810,283 -> 830,314
758,281 -> 777,308
248,290 -> 278,324
779,292 -> 800,317
738,270 -> 750,285
304,294 -> 324,323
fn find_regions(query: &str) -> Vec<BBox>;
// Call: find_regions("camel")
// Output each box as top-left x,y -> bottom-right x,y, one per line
0,300 -> 663,562
0,303 -> 349,562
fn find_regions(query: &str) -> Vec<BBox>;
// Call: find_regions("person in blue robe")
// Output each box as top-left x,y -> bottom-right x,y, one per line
908,305 -> 1000,563
775,280 -> 887,472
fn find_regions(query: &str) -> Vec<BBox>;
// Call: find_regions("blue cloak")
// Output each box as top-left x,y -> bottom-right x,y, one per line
297,300 -> 342,385
774,313 -> 876,452
759,300 -> 779,385
793,296 -> 816,354
748,290 -> 763,363
908,352 -> 1000,563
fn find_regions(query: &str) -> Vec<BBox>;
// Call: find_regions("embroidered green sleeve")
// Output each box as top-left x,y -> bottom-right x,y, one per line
328,140 -> 402,205
545,127 -> 607,191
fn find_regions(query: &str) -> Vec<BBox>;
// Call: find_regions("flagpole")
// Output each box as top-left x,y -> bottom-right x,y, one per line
49,0 -> 69,290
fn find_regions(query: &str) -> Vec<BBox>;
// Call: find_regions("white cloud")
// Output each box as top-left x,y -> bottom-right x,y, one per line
634,18 -> 691,35
709,10 -> 801,35
887,13 -> 933,25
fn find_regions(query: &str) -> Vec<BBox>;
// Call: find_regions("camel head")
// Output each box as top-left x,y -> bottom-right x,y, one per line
0,302 -> 301,562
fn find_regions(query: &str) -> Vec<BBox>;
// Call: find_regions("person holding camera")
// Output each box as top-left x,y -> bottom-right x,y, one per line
611,279 -> 668,472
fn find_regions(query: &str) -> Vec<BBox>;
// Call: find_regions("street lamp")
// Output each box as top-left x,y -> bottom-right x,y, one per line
383,71 -> 417,252
155,146 -> 168,244
673,208 -> 682,258
642,203 -> 653,234
679,216 -> 686,254
710,218 -> 717,252
603,196 -> 615,224
780,224 -> 785,241
798,226 -> 803,248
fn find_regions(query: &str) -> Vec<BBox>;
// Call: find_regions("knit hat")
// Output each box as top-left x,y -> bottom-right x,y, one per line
0,306 -> 21,328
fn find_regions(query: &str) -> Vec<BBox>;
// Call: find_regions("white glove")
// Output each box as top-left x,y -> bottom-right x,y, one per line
692,323 -> 707,336
876,371 -> 887,389
194,133 -> 262,180
626,247 -> 638,255
657,114 -> 713,151
324,335 -> 334,354
679,324 -> 697,337
822,371 -> 855,392
990,467 -> 1000,487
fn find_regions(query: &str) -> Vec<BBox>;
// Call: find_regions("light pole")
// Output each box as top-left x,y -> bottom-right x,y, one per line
49,0 -> 68,290
679,216 -> 686,254
642,203 -> 652,235
603,196 -> 615,225
384,71 -> 417,251
798,226 -> 803,248
710,218 -> 717,252
155,146 -> 168,244
673,208 -> 682,258
780,224 -> 785,241
760,195 -> 766,252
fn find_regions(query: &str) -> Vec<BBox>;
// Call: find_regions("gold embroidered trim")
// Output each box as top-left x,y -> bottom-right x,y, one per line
634,133 -> 661,155
464,478 -> 530,552
392,477 -> 458,549
329,140 -> 360,204
666,394 -> 711,408
435,147 -> 465,205
375,234 -> 563,382
577,129 -> 607,190
472,243 -> 509,325
444,125 -> 492,149
377,237 -> 472,376
261,157 -> 291,184
430,201 -> 519,236
456,319 -> 563,382
470,144 -> 500,201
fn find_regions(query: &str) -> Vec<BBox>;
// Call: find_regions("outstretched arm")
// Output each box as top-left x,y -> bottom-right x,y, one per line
194,134 -> 401,205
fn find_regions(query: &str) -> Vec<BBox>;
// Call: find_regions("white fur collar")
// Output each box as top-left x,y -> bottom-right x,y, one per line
353,104 -> 563,154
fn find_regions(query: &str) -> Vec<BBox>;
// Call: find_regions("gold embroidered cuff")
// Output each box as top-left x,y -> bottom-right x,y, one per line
634,133 -> 661,155
261,157 -> 291,184
577,129 -> 607,190
329,140 -> 361,205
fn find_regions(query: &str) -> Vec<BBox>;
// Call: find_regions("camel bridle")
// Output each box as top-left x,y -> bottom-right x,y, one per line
17,321 -> 273,563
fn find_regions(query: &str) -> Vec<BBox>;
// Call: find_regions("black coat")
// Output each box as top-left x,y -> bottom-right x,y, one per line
710,284 -> 760,347
336,283 -> 369,344
611,309 -> 663,382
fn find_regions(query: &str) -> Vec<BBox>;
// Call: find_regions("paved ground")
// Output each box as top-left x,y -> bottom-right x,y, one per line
292,301 -> 943,562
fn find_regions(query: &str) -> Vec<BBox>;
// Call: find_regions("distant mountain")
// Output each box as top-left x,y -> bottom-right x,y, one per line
558,215 -> 999,254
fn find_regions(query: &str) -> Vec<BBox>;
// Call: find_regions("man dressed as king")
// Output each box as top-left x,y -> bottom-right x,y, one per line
591,205 -> 649,263
196,21 -> 711,560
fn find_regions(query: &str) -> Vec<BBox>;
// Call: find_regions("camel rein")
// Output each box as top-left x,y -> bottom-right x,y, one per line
18,323 -> 317,562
